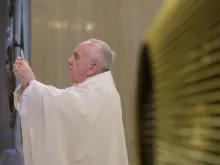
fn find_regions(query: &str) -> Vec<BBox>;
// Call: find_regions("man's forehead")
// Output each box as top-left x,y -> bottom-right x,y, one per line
73,41 -> 97,53
78,41 -> 96,48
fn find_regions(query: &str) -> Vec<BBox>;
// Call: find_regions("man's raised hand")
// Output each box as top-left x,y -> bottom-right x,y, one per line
13,57 -> 36,88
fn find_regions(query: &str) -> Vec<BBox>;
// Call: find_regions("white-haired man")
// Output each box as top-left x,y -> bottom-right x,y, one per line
13,39 -> 129,165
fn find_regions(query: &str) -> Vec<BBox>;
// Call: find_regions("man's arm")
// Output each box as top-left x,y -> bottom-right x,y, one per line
13,80 -> 34,113
14,79 -> 67,119
13,55 -> 36,113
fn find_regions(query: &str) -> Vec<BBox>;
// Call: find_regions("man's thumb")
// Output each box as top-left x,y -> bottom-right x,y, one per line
22,59 -> 29,64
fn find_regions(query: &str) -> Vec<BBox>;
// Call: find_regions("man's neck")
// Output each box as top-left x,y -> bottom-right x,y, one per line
73,72 -> 105,87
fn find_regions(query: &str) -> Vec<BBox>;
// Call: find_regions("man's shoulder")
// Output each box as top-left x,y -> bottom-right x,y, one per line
89,82 -> 120,100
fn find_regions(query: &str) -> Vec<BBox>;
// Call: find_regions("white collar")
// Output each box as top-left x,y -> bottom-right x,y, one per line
72,71 -> 112,88
73,76 -> 92,88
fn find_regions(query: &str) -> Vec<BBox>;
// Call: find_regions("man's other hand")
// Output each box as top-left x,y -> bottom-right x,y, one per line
13,57 -> 36,87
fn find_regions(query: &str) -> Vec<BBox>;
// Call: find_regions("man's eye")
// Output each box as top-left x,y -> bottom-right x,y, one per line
74,55 -> 79,59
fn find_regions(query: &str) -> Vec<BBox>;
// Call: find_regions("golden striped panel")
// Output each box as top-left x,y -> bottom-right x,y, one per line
146,0 -> 220,165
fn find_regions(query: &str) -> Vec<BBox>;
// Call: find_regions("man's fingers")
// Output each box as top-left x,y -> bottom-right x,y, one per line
24,60 -> 29,64
18,59 -> 29,65
19,60 -> 26,65
15,57 -> 24,66
16,57 -> 22,62
13,63 -> 18,70
17,56 -> 22,60
13,63 -> 22,74
15,60 -> 20,64
13,66 -> 20,73
16,56 -> 29,65
14,68 -> 23,78
15,60 -> 28,71
14,72 -> 23,83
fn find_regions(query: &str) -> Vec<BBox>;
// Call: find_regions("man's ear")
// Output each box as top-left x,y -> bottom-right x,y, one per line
88,62 -> 98,75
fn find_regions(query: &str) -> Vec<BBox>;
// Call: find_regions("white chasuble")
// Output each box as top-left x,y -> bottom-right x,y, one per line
14,71 -> 129,165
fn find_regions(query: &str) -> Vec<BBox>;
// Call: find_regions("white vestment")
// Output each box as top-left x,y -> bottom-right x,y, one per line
14,71 -> 129,165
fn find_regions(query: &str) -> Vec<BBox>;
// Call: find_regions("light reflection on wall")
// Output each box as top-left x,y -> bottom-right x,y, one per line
32,19 -> 96,32
47,20 -> 69,29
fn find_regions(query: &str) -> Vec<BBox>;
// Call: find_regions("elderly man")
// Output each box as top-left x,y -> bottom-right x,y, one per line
13,39 -> 129,165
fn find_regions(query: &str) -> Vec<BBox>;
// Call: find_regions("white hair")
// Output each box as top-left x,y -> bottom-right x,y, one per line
88,38 -> 116,71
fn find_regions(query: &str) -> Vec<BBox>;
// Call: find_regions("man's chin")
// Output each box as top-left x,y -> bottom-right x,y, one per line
68,76 -> 74,83
67,72 -> 72,80
68,77 -> 77,84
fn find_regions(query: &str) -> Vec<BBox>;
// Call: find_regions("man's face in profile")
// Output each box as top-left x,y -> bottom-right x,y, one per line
67,42 -> 92,84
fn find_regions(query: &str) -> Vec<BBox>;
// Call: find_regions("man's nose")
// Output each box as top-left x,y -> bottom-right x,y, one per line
68,57 -> 71,64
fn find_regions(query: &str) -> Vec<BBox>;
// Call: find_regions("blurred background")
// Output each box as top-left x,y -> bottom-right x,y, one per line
1,0 -> 220,165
